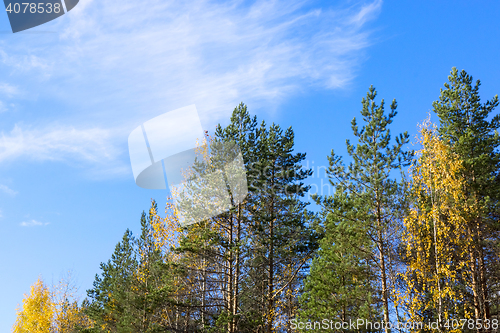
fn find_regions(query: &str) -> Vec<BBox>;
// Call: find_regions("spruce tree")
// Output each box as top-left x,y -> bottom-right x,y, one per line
84,230 -> 137,332
84,205 -> 184,332
133,203 -> 178,332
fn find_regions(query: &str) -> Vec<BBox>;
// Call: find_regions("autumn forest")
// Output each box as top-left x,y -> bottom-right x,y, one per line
12,68 -> 500,332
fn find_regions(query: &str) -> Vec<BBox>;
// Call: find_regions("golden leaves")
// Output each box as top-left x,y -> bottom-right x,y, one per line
13,278 -> 54,333
400,121 -> 473,329
12,275 -> 91,332
150,199 -> 182,262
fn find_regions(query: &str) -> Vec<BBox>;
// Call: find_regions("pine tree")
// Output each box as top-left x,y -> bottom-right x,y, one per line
311,86 -> 413,332
213,103 -> 260,332
148,198 -> 202,332
299,191 -> 381,332
246,120 -> 315,333
172,119 -> 255,332
432,67 -> 500,323
171,103 -> 317,333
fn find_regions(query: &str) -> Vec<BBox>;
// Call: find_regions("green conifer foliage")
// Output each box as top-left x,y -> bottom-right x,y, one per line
304,86 -> 413,332
432,67 -> 500,322
85,230 -> 137,332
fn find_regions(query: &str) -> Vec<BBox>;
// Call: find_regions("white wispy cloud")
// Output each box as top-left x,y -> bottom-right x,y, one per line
0,83 -> 20,113
0,184 -> 17,196
0,124 -> 125,166
349,0 -> 383,27
20,219 -> 49,227
0,0 -> 382,172
0,101 -> 8,113
0,83 -> 19,97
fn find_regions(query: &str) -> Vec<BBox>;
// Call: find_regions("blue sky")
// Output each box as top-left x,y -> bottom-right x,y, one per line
1,0 -> 500,329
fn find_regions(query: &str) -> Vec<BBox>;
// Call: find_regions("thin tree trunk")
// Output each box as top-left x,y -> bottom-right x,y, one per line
267,167 -> 275,333
267,212 -> 274,333
232,204 -> 242,333
143,274 -> 148,331
432,219 -> 443,331
477,222 -> 490,325
430,186 -> 443,332
378,227 -> 390,333
469,242 -> 482,333
228,212 -> 234,333
201,256 -> 206,329
376,198 -> 390,333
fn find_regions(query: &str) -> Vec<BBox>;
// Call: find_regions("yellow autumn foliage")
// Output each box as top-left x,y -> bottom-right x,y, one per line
13,278 -> 54,333
399,120 -> 476,331
12,275 -> 91,333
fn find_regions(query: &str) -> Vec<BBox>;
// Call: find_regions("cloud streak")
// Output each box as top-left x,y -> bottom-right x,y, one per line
0,184 -> 17,196
20,219 -> 49,227
0,124 -> 125,168
0,0 -> 382,172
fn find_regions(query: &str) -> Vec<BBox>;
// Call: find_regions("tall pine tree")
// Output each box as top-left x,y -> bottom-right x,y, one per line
246,119 -> 315,332
299,201 -> 381,331
173,103 -> 317,332
310,86 -> 413,332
